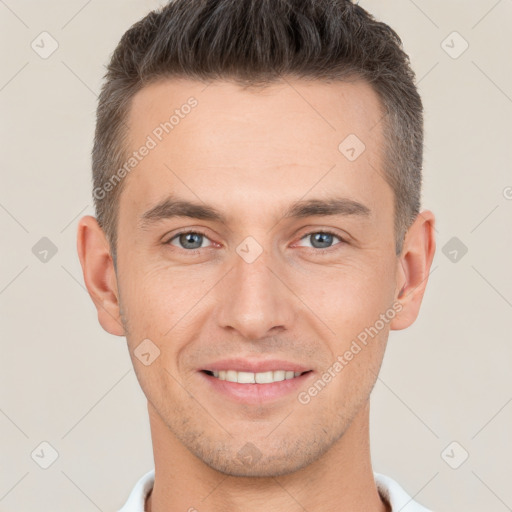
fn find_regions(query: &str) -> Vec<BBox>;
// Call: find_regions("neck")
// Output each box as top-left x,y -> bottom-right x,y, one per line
145,400 -> 389,512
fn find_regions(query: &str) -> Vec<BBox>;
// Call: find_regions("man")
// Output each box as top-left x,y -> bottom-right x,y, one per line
77,0 -> 436,510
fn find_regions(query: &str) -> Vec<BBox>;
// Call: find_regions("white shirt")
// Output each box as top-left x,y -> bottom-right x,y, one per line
118,469 -> 432,511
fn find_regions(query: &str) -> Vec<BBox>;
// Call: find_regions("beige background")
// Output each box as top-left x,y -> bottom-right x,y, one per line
1,1 -> 511,510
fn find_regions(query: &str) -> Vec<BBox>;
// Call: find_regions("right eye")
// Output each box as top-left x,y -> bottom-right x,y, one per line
166,231 -> 213,251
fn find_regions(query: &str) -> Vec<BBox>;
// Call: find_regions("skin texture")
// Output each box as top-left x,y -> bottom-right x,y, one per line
77,77 -> 436,512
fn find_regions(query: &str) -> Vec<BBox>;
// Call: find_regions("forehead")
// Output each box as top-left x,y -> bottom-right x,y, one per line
119,77 -> 390,227
126,77 -> 384,149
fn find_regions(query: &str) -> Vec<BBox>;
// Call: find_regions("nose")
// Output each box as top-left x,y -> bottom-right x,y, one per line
215,246 -> 296,340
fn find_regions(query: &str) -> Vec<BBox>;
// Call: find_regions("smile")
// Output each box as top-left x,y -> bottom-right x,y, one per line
199,368 -> 315,405
203,369 -> 310,384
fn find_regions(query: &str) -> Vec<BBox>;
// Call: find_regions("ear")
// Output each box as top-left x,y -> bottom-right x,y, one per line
390,209 -> 436,331
76,215 -> 125,336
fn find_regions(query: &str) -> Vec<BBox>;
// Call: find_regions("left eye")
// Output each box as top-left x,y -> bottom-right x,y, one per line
297,231 -> 344,249
168,231 -> 212,250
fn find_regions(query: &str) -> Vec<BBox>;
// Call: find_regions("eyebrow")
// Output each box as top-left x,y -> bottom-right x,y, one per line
139,194 -> 371,230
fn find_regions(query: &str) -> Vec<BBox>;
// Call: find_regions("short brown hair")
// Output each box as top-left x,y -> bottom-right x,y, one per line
92,0 -> 423,266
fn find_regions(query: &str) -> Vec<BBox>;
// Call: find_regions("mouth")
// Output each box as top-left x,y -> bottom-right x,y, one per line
198,366 -> 315,405
201,369 -> 312,384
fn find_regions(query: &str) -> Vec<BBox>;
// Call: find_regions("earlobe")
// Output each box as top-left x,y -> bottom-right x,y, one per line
76,215 -> 125,336
390,210 -> 436,331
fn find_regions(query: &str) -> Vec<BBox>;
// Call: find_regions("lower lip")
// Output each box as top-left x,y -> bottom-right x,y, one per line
198,371 -> 314,404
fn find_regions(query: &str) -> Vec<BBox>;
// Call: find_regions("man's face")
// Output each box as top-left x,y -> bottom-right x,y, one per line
115,77 -> 401,476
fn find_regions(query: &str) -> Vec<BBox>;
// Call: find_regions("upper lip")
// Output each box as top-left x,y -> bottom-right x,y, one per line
202,358 -> 311,373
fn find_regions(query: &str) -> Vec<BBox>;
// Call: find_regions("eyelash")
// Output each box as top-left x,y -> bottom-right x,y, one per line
165,229 -> 346,255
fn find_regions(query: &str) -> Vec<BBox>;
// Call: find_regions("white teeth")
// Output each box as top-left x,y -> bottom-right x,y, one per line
212,370 -> 304,384
226,370 -> 237,382
255,371 -> 273,384
237,371 -> 255,384
273,370 -> 285,382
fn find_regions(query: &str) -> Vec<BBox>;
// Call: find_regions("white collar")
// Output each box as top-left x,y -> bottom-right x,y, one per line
118,469 -> 432,511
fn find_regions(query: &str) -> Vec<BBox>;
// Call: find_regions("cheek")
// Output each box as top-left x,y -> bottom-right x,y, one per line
119,262 -> 215,340
297,258 -> 395,332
